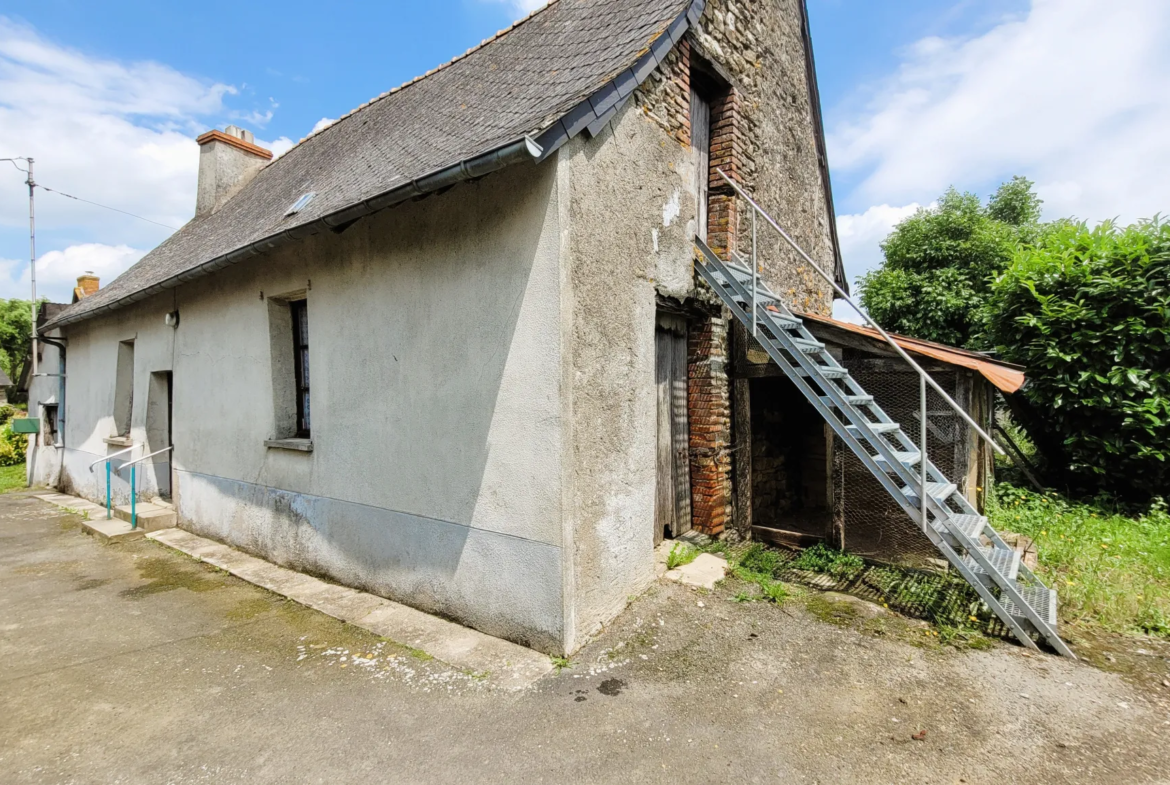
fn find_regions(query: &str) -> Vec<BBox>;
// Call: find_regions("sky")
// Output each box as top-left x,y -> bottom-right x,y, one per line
0,0 -> 1168,304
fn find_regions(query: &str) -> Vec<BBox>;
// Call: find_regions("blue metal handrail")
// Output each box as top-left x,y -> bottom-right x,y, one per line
117,446 -> 174,530
88,444 -> 138,520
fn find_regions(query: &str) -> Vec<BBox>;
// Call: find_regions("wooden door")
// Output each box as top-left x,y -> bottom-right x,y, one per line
656,318 -> 692,544
691,88 -> 711,241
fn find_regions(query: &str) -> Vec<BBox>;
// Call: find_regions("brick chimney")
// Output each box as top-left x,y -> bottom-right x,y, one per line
73,271 -> 99,302
195,125 -> 273,218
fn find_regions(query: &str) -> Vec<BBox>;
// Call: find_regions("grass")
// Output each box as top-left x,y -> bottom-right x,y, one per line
990,483 -> 1170,637
729,544 -> 790,605
0,462 -> 25,494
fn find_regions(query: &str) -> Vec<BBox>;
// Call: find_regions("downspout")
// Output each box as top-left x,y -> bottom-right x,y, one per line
38,336 -> 66,449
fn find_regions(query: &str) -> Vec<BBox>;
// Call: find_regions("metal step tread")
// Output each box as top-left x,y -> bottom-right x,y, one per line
847,421 -> 900,435
903,482 -> 958,504
1002,584 -> 1058,626
963,545 -> 1021,581
758,312 -> 800,329
873,450 -> 921,468
788,338 -> 826,355
793,366 -> 849,380
821,394 -> 874,407
937,513 -> 985,541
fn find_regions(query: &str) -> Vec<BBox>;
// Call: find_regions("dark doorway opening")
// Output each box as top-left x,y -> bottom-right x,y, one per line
749,376 -> 832,545
147,371 -> 173,501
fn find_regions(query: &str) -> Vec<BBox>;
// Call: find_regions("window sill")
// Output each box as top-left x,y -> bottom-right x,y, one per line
265,438 -> 313,453
104,436 -> 133,447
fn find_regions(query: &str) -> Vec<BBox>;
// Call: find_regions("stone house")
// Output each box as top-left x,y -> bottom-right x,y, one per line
30,0 -> 844,655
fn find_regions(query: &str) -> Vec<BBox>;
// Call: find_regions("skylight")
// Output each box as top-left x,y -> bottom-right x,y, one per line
285,192 -> 316,216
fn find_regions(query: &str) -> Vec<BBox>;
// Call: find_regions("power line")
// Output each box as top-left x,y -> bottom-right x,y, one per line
36,184 -> 179,230
0,157 -> 29,174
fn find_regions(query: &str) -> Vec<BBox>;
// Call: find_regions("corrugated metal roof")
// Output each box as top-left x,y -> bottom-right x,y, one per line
799,312 -> 1026,394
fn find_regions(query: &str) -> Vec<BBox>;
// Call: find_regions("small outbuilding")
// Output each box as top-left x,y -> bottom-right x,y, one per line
734,312 -> 1025,567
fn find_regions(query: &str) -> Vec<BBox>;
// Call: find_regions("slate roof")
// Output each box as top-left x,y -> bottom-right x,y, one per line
45,0 -> 698,329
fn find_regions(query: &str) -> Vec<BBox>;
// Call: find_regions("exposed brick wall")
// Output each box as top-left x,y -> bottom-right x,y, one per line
705,88 -> 743,261
687,313 -> 731,535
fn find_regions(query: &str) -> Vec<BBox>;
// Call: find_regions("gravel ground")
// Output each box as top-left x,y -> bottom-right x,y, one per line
2,491 -> 1168,784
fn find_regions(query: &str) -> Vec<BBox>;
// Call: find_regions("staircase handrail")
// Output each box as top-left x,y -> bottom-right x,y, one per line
88,443 -> 139,521
714,168 -> 1004,458
119,445 -> 174,470
88,443 -> 137,472
114,445 -> 174,531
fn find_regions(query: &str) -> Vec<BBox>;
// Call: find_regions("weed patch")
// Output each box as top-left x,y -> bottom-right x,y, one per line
788,543 -> 865,580
727,542 -> 993,649
666,542 -> 699,571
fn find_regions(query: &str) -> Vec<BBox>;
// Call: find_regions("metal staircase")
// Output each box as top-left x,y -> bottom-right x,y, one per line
695,173 -> 1073,657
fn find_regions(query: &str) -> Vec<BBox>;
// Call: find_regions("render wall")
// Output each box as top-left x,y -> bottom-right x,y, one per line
47,162 -> 568,652
558,95 -> 703,648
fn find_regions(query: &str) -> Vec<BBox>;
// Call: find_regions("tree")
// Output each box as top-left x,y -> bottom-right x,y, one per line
987,217 -> 1170,502
857,177 -> 1042,348
0,299 -> 35,391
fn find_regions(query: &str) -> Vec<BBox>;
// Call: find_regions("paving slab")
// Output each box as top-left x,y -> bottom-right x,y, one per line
147,527 -> 553,688
665,552 -> 728,590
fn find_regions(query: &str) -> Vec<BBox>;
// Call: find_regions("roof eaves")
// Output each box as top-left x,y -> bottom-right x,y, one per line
535,0 -> 704,159
43,136 -> 544,332
796,0 -> 847,296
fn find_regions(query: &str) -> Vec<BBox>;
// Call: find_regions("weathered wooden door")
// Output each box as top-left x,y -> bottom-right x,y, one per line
655,317 -> 692,544
691,88 -> 711,241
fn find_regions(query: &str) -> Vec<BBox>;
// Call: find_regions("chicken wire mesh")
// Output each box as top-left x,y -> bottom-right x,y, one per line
838,356 -> 963,566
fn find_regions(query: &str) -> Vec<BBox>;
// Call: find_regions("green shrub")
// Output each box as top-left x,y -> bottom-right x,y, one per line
0,422 -> 26,467
988,218 -> 1170,501
858,178 -> 1041,349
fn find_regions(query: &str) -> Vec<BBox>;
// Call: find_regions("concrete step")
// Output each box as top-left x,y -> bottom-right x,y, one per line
81,517 -> 145,542
113,502 -> 177,532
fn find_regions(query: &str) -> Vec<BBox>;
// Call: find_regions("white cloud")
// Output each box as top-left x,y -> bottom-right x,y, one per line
828,0 -> 1170,225
0,242 -> 144,302
831,203 -> 921,322
0,17 -> 303,303
480,0 -> 548,20
836,202 -> 922,282
311,117 -> 337,134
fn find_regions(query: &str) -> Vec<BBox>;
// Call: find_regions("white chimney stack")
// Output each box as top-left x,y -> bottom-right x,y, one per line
194,125 -> 272,218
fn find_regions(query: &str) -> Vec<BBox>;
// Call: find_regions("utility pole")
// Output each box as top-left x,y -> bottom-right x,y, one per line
1,156 -> 36,380
27,158 -> 36,377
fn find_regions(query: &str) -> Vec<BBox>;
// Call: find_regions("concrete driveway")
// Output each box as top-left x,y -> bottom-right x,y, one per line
2,490 -> 1168,784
